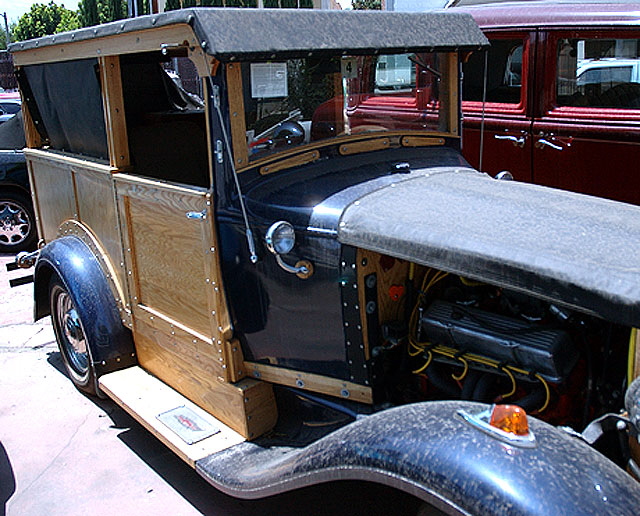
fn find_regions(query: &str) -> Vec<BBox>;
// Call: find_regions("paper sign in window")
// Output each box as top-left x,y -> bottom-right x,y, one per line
251,63 -> 288,98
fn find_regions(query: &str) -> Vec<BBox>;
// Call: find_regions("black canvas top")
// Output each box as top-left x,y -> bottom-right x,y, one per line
11,8 -> 488,61
338,168 -> 640,328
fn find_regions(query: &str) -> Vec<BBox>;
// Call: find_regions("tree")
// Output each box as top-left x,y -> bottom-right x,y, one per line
79,0 -> 100,27
13,3 -> 80,42
106,0 -> 126,22
352,0 -> 381,9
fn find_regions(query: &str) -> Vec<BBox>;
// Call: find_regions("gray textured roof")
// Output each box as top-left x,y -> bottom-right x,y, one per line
11,8 -> 488,60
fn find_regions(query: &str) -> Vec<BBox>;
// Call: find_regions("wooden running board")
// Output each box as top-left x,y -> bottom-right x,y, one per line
99,366 -> 245,467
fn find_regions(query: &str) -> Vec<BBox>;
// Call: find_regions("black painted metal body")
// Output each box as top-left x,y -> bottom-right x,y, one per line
34,236 -> 136,376
197,398 -> 640,515
217,144 -> 468,381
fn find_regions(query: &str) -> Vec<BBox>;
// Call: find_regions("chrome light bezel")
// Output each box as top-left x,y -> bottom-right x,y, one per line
265,221 -> 296,255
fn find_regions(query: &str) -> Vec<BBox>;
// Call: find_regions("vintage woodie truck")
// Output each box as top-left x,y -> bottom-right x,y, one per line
9,8 -> 640,515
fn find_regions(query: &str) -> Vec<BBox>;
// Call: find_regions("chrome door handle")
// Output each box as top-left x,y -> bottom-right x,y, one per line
494,134 -> 526,148
186,210 -> 207,220
536,138 -> 563,151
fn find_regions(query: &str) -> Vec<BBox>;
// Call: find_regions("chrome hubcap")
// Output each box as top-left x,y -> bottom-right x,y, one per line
0,201 -> 31,246
56,292 -> 88,374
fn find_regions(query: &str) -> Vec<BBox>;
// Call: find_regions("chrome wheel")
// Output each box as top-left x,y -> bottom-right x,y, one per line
0,199 -> 31,247
49,277 -> 97,394
56,290 -> 89,376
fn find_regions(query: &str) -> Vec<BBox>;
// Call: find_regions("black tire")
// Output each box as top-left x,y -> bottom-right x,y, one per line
49,276 -> 99,395
0,190 -> 36,253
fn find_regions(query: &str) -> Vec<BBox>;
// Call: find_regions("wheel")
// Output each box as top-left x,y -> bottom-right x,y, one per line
0,190 -> 36,253
49,276 -> 98,395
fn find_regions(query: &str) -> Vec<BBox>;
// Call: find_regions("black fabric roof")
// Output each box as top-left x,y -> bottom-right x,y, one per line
11,8 -> 488,60
338,168 -> 640,328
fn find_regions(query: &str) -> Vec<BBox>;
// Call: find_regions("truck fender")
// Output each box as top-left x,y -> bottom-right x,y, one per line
197,400 -> 640,515
34,236 -> 136,376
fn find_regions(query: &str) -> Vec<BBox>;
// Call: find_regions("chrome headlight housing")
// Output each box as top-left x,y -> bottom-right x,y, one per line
265,221 -> 296,255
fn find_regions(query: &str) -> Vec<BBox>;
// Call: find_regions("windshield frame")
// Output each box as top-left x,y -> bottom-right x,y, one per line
225,52 -> 460,174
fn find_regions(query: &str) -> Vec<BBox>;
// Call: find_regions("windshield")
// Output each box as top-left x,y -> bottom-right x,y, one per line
241,52 -> 448,162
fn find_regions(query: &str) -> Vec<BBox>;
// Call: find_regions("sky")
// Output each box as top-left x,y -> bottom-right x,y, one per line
3,0 -> 80,25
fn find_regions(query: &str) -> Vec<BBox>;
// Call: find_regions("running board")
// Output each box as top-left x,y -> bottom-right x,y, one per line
98,366 -> 246,467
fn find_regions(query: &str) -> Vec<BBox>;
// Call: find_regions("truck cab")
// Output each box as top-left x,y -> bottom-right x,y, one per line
9,8 -> 640,514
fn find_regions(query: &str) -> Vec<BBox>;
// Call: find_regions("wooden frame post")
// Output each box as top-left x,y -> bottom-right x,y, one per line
99,55 -> 130,170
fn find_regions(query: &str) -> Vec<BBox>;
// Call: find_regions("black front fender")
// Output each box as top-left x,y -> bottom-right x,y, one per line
197,400 -> 640,515
34,236 -> 135,375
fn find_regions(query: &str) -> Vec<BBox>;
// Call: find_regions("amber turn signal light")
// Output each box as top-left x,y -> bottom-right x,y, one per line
489,404 -> 530,436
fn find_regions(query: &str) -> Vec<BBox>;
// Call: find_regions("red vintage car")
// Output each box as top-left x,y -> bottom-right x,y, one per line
451,0 -> 640,204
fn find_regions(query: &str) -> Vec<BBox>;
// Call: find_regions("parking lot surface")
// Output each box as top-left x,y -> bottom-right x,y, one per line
0,254 -> 420,516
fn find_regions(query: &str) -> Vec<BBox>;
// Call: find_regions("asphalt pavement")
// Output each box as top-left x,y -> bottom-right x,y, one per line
0,253 -> 421,516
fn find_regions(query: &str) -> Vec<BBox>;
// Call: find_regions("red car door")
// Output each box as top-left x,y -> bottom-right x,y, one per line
461,31 -> 535,182
532,30 -> 640,205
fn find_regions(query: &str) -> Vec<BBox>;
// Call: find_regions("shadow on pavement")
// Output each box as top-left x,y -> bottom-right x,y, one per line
44,352 -> 421,515
0,441 -> 16,516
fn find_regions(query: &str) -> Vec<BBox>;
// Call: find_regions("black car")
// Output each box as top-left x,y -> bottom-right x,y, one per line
0,112 -> 36,253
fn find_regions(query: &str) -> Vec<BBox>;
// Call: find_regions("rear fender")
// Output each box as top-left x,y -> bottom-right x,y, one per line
197,400 -> 640,515
34,236 -> 136,376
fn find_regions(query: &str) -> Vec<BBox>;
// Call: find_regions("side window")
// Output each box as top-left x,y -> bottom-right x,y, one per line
556,37 -> 640,108
120,53 -> 208,187
21,58 -> 108,159
462,38 -> 525,104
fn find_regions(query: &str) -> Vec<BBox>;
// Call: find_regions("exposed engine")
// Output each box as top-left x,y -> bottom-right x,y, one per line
375,267 -> 630,432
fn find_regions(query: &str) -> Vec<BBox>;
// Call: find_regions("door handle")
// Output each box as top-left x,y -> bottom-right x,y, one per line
536,138 -> 563,151
186,210 -> 207,220
494,134 -> 526,148
535,133 -> 571,151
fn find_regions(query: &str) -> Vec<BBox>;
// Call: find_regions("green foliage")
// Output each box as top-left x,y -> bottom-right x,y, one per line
165,0 -> 182,10
79,0 -> 100,27
106,0 -> 126,22
13,3 -> 80,41
352,0 -> 381,9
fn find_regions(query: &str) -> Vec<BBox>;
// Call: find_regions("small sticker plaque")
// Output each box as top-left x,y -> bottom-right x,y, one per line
156,405 -> 220,445
250,62 -> 288,98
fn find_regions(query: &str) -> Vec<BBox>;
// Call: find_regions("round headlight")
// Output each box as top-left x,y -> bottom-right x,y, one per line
265,221 -> 296,255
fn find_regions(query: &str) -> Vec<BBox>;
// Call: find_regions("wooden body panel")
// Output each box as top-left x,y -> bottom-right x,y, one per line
357,249 -> 412,360
134,317 -> 277,439
25,150 -> 128,304
248,362 -> 372,405
26,155 -> 75,243
122,186 -> 211,336
74,168 -> 126,292
115,174 -> 275,438
99,366 -> 246,466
